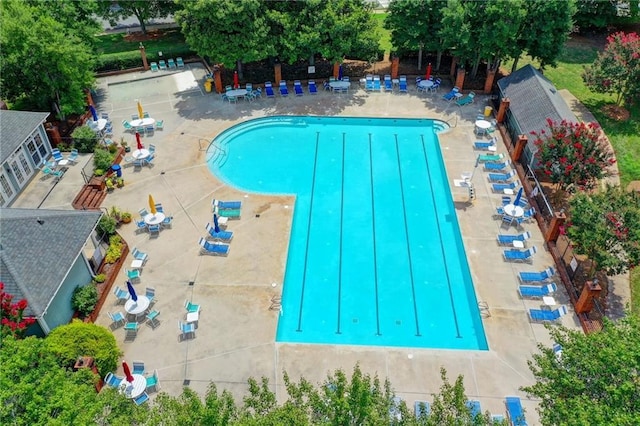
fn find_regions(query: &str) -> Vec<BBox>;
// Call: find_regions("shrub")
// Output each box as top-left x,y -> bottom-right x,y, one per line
93,148 -> 114,172
71,284 -> 98,317
96,215 -> 117,238
45,320 -> 122,377
105,235 -> 123,264
72,125 -> 99,153
93,274 -> 106,284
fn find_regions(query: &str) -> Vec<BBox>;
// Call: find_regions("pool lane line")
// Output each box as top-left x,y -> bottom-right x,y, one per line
394,135 -> 422,337
369,134 -> 382,336
336,133 -> 346,335
420,134 -> 462,338
296,133 -> 320,332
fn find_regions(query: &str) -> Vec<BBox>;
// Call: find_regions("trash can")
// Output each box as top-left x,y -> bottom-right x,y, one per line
484,106 -> 493,118
204,79 -> 213,93
111,164 -> 122,178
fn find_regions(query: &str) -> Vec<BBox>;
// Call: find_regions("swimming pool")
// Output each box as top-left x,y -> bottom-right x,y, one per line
209,116 -> 488,350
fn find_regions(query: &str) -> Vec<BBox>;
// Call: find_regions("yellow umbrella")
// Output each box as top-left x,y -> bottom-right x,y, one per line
149,194 -> 157,215
137,101 -> 144,119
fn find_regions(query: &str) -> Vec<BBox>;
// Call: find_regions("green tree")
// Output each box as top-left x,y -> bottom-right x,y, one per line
532,118 -> 616,193
25,0 -> 102,48
0,0 -> 95,119
567,186 -> 640,278
511,0 -> 576,72
45,320 -> 122,377
582,31 -> 640,106
97,0 -> 179,35
573,0 -> 618,32
523,313 -> 640,425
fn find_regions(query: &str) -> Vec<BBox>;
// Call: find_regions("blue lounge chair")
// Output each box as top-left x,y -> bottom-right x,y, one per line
176,57 -> 184,68
205,223 -> 233,242
492,181 -> 519,193
518,283 -> 557,298
308,80 -> 318,94
67,149 -> 79,164
483,159 -> 510,171
279,81 -> 289,97
150,62 -> 159,72
414,400 -> 430,418
455,91 -> 475,106
216,208 -> 241,219
398,77 -> 408,93
373,75 -> 381,91
104,372 -> 123,388
365,75 -> 374,91
503,246 -> 537,263
505,396 -> 528,426
488,170 -> 517,183
294,80 -> 304,96
496,231 -> 531,245
212,199 -> 242,210
519,267 -> 556,283
477,153 -> 505,163
198,237 -> 230,256
529,305 -> 568,323
384,74 -> 392,91
264,82 -> 275,98
167,58 -> 176,69
51,148 -> 64,162
474,136 -> 497,150
134,392 -> 149,406
159,60 -> 167,70
442,86 -> 459,101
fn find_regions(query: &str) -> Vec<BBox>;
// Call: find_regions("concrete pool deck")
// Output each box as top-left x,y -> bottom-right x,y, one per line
15,63 -> 584,423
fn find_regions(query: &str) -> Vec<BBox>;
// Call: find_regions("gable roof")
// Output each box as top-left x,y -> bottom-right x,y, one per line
0,208 -> 102,317
497,65 -> 577,140
0,110 -> 50,163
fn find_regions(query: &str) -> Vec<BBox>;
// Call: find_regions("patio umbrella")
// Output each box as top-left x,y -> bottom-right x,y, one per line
126,280 -> 138,302
135,132 -> 143,150
513,187 -> 524,206
213,213 -> 220,233
233,71 -> 239,89
149,194 -> 157,215
425,63 -> 432,80
338,64 -> 343,80
137,100 -> 144,119
89,105 -> 98,122
122,361 -> 134,383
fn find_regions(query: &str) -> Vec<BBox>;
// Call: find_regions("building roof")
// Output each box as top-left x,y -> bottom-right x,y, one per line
0,110 -> 50,163
497,65 -> 577,140
0,208 -> 101,318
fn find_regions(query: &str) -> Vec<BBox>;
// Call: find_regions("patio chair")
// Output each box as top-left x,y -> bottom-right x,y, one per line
455,91 -> 476,106
503,246 -> 537,263
155,119 -> 164,130
442,86 -> 459,101
139,208 -> 149,218
215,208 -> 241,219
131,114 -> 140,121
148,224 -> 161,237
252,87 -> 262,98
308,80 -> 318,94
51,148 -> 64,162
145,125 -> 154,136
41,166 -> 65,181
143,154 -> 155,167
146,369 -> 160,392
529,305 -> 568,323
134,219 -> 148,234
205,222 -> 234,242
372,75 -> 381,91
505,397 -> 528,426
132,248 -> 148,264
67,149 -> 79,164
198,238 -> 230,256
477,152 -> 505,163
488,170 -> 517,183
279,80 -> 289,97
108,311 -> 126,329
466,400 -> 481,418
179,321 -> 196,341
473,137 -> 497,150
264,81 -> 275,98
483,159 -> 510,171
294,80 -> 304,96
126,268 -> 141,283
323,80 -> 331,91
150,62 -> 159,72
398,76 -> 408,93
212,199 -> 242,210
429,78 -> 441,92
515,207 -> 537,225
518,283 -> 557,299
496,231 -> 531,245
414,400 -> 431,419
124,322 -> 139,340
134,392 -> 149,406
161,215 -> 173,228
146,309 -> 160,329
492,181 -> 519,193
104,372 -> 123,388
159,60 -> 167,70
184,300 -> 200,314
132,360 -> 145,375
176,57 -> 184,68
518,267 -> 556,283
167,58 -> 176,69
384,74 -> 392,91
145,287 -> 156,305
113,286 -> 130,304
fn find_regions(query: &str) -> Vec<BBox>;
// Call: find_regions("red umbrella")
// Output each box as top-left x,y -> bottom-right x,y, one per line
425,63 -> 432,80
122,361 -> 134,383
135,132 -> 143,150
233,71 -> 239,89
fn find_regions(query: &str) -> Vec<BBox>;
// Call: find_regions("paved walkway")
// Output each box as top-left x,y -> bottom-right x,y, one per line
16,64 -> 585,423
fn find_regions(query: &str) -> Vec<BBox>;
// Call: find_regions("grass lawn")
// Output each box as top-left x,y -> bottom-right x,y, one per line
95,28 -> 189,57
372,14 -> 392,54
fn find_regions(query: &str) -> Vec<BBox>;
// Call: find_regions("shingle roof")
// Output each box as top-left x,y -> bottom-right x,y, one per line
0,110 -> 50,163
497,65 -> 577,141
0,208 -> 102,318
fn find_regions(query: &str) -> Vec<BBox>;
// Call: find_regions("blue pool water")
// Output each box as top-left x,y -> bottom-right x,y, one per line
209,116 -> 487,350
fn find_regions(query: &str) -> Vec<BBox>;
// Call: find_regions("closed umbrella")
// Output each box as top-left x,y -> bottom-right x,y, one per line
213,214 -> 220,233
122,361 -> 134,383
338,64 -> 343,80
135,132 -> 143,150
126,280 -> 138,302
425,63 -> 432,80
233,71 -> 239,89
137,100 -> 144,119
89,105 -> 98,122
149,194 -> 157,215
513,187 -> 524,206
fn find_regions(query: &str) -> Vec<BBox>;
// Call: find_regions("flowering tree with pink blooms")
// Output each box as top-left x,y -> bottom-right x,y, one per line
532,118 -> 616,193
0,282 -> 36,338
567,186 -> 640,278
582,31 -> 640,106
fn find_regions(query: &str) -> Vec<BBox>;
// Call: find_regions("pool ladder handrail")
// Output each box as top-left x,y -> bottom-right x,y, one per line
203,138 -> 228,166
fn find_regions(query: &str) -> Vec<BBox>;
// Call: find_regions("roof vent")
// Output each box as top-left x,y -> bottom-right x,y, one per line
37,218 -> 44,225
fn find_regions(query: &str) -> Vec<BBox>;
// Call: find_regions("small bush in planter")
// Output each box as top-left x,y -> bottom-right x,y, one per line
71,284 -> 98,317
72,126 -> 99,153
93,274 -> 106,283
105,235 -> 124,264
97,215 -> 117,238
93,148 -> 114,172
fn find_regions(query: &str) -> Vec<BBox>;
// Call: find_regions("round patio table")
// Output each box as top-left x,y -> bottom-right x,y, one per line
130,118 -> 155,127
144,212 -> 165,226
119,374 -> 146,399
132,149 -> 150,160
503,204 -> 524,218
125,296 -> 150,317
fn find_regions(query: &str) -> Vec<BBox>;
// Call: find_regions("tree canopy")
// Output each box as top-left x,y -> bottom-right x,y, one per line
523,313 -> 640,425
96,0 -> 179,35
